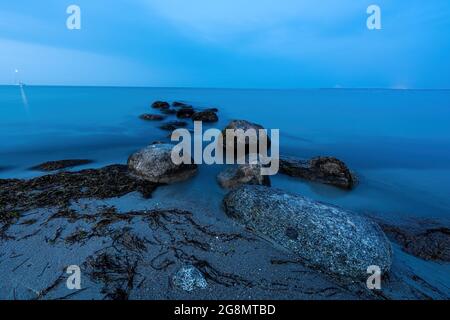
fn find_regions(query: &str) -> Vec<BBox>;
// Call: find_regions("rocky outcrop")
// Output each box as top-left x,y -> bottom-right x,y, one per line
30,159 -> 94,172
217,163 -> 270,189
139,114 -> 165,121
127,143 -> 197,184
223,185 -> 392,281
279,156 -> 355,189
191,110 -> 218,122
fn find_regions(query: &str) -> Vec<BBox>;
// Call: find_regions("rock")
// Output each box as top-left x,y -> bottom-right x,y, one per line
217,163 -> 270,189
223,185 -> 392,281
139,114 -> 165,121
380,224 -> 450,262
127,143 -> 197,184
222,120 -> 271,154
279,156 -> 355,189
160,108 -> 177,115
172,265 -> 207,292
30,159 -> 94,172
176,107 -> 195,119
151,101 -> 170,109
172,101 -> 191,108
158,121 -> 188,131
203,107 -> 219,113
191,110 -> 218,122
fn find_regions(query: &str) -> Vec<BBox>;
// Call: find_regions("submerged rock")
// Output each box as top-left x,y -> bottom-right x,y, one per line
203,107 -> 219,113
172,101 -> 191,108
127,143 -> 197,184
139,114 -> 165,121
151,101 -> 170,109
191,110 -> 218,122
279,156 -> 355,189
223,185 -> 392,281
172,265 -> 207,292
176,107 -> 195,119
217,163 -> 270,189
160,108 -> 177,115
380,223 -> 450,262
30,159 -> 94,172
158,121 -> 188,131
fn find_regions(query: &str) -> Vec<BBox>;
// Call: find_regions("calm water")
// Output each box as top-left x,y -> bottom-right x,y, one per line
1,85 -> 450,225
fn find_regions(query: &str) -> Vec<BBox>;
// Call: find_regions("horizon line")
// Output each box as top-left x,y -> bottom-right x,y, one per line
1,84 -> 450,91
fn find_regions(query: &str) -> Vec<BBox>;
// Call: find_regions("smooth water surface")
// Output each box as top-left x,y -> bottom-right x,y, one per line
1,85 -> 449,224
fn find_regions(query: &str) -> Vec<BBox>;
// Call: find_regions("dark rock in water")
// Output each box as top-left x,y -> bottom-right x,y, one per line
203,107 -> 219,113
380,224 -> 450,262
279,156 -> 355,189
172,101 -> 191,108
217,163 -> 270,189
191,110 -> 218,122
151,101 -> 170,109
159,121 -> 188,131
222,120 -> 271,154
160,108 -> 177,115
223,185 -> 392,281
176,107 -> 195,119
172,265 -> 207,292
30,159 -> 94,172
127,143 -> 197,184
139,114 -> 166,121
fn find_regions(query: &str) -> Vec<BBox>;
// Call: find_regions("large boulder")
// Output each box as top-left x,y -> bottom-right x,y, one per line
279,156 -> 355,189
223,185 -> 392,281
128,144 -> 197,184
222,120 -> 271,154
191,110 -> 218,122
217,163 -> 270,189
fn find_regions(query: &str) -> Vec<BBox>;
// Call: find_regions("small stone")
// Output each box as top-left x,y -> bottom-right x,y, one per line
172,265 -> 207,292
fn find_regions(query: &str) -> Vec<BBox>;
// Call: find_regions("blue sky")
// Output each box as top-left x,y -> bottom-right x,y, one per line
1,0 -> 449,88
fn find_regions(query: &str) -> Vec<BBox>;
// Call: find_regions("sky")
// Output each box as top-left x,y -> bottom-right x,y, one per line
1,0 -> 450,89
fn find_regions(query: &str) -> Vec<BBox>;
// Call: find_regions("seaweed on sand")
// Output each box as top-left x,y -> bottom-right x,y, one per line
0,165 -> 160,238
